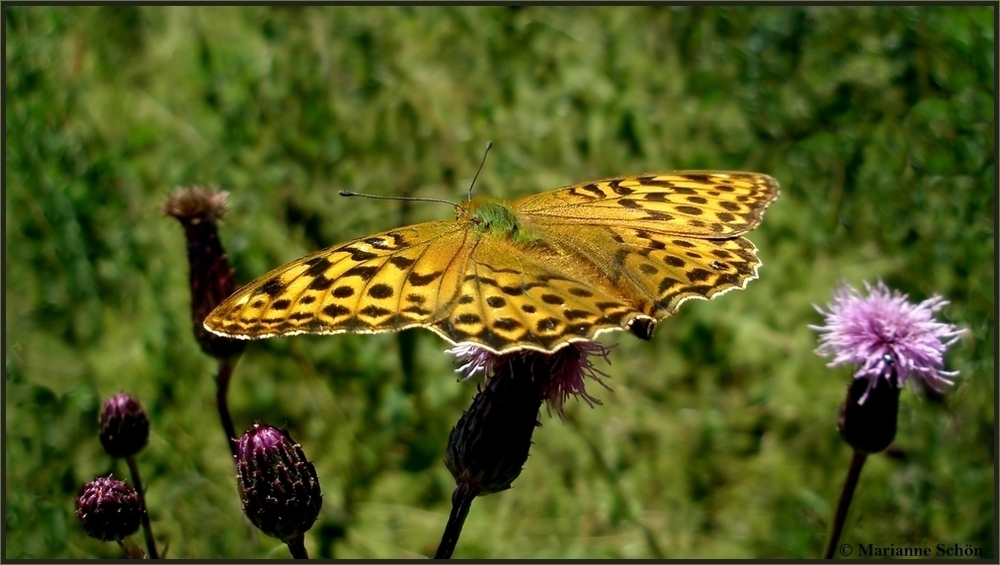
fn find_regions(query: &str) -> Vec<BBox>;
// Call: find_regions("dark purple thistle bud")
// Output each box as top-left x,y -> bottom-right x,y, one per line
436,342 -> 614,558
99,392 -> 150,458
235,424 -> 322,542
445,354 -> 546,496
445,342 -> 613,494
76,475 -> 144,542
838,360 -> 901,453
163,186 -> 246,360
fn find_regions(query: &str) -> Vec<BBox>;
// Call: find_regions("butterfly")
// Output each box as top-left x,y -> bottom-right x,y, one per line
204,171 -> 779,354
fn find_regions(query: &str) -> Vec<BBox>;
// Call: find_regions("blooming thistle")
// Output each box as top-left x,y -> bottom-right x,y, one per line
449,341 -> 613,418
444,340 -> 614,491
99,392 -> 150,459
435,341 -> 612,558
811,280 -> 966,404
813,281 -> 966,559
235,424 -> 322,558
76,475 -> 143,542
163,186 -> 246,361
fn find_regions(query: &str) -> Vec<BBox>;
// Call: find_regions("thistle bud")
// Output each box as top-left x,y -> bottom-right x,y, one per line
445,352 -> 546,495
163,186 -> 246,360
235,424 -> 322,542
99,392 -> 149,458
76,475 -> 143,542
838,370 -> 900,454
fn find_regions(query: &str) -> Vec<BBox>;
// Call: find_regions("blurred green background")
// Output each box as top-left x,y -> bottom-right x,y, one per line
4,5 -> 994,559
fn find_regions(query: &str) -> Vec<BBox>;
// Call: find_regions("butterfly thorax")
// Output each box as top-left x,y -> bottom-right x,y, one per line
459,196 -> 539,244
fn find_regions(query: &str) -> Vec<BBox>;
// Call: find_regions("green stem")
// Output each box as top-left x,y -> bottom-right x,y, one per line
824,450 -> 868,559
125,455 -> 159,559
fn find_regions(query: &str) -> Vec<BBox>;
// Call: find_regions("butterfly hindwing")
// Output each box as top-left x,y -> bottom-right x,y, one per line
430,235 -> 641,353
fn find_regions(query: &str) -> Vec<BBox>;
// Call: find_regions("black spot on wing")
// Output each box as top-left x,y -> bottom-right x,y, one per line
344,247 -> 378,261
408,271 -> 442,286
500,285 -> 524,296
664,256 -> 686,268
323,304 -> 350,317
303,257 -> 333,277
359,305 -> 392,318
455,313 -> 482,325
389,256 -> 416,269
609,180 -> 635,196
332,286 -> 354,298
683,173 -> 712,183
493,318 -> 522,331
308,276 -> 335,291
688,268 -> 712,283
343,265 -> 379,280
368,284 -> 394,299
675,205 -> 703,216
260,278 -> 285,297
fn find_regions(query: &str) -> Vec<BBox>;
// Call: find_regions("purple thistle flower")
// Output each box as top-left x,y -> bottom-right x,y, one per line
811,280 -> 966,403
447,341 -> 613,417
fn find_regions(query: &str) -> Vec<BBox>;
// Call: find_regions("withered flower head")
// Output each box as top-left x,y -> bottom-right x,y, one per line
164,186 -> 246,360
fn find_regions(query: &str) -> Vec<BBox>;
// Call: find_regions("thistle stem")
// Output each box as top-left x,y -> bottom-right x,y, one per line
216,357 -> 239,458
286,534 -> 309,559
824,450 -> 868,559
125,455 -> 159,559
435,482 -> 479,559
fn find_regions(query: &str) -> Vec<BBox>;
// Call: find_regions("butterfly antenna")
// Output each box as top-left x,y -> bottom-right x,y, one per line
338,191 -> 459,207
467,140 -> 492,201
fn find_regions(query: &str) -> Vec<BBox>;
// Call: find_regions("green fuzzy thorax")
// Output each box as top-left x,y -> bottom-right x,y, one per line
461,197 -> 539,244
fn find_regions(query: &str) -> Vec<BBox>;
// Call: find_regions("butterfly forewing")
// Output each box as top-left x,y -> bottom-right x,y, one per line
515,171 -> 778,237
205,222 -> 473,338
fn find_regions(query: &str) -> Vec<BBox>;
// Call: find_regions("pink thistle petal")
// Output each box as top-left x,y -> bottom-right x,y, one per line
811,280 -> 966,403
447,341 -> 615,415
